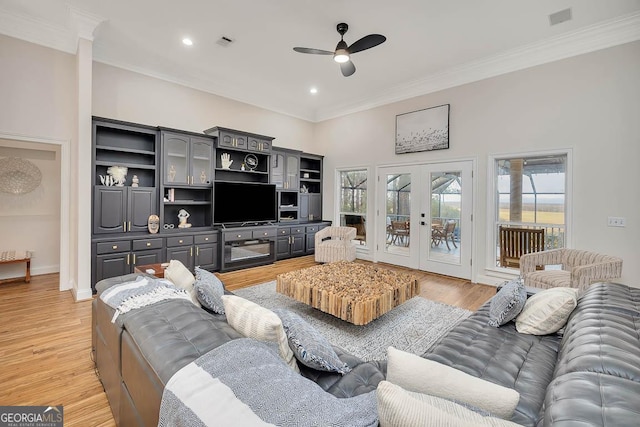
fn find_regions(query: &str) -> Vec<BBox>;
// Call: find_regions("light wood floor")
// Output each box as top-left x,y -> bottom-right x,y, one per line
0,256 -> 494,426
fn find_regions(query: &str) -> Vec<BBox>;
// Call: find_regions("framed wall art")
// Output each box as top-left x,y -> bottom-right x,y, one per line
395,104 -> 450,154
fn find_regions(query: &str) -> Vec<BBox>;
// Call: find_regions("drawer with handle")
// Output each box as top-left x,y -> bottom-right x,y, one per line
132,238 -> 163,251
166,236 -> 194,247
224,230 -> 253,242
252,228 -> 276,239
194,234 -> 218,245
96,240 -> 132,255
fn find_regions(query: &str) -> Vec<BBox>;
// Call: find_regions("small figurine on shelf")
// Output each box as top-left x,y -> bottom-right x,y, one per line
177,209 -> 192,228
168,165 -> 176,182
147,215 -> 160,234
241,163 -> 246,171
200,170 -> 207,184
131,175 -> 139,187
221,153 -> 233,170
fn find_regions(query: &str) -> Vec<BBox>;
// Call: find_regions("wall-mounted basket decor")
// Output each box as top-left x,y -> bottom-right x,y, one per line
0,157 -> 42,195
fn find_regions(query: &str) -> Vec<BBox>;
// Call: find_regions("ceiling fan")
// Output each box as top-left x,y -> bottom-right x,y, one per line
293,23 -> 386,77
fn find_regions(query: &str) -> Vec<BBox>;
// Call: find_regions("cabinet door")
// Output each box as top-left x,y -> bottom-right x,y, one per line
247,137 -> 270,153
94,187 -> 127,234
96,253 -> 131,282
286,155 -> 299,190
308,193 -> 322,221
190,138 -> 213,186
299,193 -> 309,221
276,236 -> 292,259
291,234 -> 305,256
305,233 -> 316,253
166,246 -> 193,270
195,243 -> 217,270
128,188 -> 156,232
271,152 -> 285,189
132,249 -> 163,267
163,133 -> 190,185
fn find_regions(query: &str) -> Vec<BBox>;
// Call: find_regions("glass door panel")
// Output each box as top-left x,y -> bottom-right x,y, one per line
377,166 -> 420,268
420,161 -> 472,279
191,140 -> 212,185
164,136 -> 189,185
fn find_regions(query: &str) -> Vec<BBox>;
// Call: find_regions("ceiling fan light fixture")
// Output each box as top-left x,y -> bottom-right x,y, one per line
334,49 -> 350,63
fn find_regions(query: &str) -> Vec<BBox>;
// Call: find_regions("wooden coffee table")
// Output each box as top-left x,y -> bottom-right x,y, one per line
276,262 -> 419,325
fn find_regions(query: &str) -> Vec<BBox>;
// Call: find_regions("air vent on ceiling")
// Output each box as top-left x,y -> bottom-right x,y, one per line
549,8 -> 572,26
216,36 -> 234,47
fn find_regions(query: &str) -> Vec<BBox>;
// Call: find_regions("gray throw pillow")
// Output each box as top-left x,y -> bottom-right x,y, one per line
193,267 -> 225,314
488,277 -> 527,327
273,309 -> 351,375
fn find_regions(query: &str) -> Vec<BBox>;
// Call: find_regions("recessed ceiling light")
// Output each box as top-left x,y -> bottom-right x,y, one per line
309,87 -> 318,94
182,38 -> 193,46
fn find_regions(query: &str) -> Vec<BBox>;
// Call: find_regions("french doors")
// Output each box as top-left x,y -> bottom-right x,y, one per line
377,161 -> 473,279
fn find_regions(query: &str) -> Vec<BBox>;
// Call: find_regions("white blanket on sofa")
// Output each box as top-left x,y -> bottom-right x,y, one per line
158,338 -> 378,427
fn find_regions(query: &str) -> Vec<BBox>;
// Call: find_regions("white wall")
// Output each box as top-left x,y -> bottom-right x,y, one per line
92,62 -> 316,152
316,41 -> 640,286
0,35 -> 74,284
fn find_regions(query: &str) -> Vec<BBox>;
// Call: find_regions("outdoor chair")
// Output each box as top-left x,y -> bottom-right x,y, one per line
315,226 -> 357,263
499,226 -> 545,269
389,220 -> 410,246
520,248 -> 623,292
432,220 -> 457,250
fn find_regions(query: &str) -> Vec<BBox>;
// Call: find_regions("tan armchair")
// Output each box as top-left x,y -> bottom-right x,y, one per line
314,226 -> 357,263
520,248 -> 623,292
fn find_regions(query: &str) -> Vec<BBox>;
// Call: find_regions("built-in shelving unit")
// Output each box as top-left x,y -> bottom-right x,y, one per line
91,117 -> 328,291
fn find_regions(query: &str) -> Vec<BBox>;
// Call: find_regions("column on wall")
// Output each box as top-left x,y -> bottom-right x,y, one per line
70,8 -> 104,300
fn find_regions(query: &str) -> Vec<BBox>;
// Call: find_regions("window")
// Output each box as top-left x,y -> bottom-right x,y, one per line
338,169 -> 368,245
494,153 -> 568,268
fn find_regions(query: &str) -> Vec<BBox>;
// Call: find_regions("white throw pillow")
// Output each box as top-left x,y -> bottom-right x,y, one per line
163,260 -> 199,307
386,347 -> 520,419
377,381 -> 522,427
515,287 -> 578,335
221,295 -> 299,372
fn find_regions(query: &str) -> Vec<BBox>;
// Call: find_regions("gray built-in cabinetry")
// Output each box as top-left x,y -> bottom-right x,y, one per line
91,117 -> 328,290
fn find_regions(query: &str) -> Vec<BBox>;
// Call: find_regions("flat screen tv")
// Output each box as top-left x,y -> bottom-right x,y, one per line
214,181 -> 277,225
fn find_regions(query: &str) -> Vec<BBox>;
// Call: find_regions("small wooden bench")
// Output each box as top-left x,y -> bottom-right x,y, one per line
0,250 -> 31,283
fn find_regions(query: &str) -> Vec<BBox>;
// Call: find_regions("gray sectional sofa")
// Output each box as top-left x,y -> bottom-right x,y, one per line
92,275 -> 640,426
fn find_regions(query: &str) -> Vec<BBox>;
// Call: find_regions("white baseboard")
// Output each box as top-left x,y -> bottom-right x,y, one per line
72,281 -> 92,301
0,264 -> 59,281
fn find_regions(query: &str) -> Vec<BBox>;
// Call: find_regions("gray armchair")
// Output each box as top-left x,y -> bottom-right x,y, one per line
520,248 -> 623,292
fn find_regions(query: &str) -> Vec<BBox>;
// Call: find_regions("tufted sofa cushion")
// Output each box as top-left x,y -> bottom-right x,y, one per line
422,303 -> 561,427
542,372 -> 640,426
298,346 -> 386,398
122,299 -> 242,383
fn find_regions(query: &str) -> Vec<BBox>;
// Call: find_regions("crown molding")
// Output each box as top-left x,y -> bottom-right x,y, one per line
0,6 -> 76,53
314,11 -> 640,122
68,6 -> 105,42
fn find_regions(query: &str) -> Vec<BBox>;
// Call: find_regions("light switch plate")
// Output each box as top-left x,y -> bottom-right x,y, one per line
607,217 -> 626,227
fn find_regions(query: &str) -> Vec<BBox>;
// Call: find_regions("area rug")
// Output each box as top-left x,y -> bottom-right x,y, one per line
234,281 -> 472,361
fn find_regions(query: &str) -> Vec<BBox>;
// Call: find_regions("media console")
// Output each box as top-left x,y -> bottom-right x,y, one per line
220,225 -> 277,272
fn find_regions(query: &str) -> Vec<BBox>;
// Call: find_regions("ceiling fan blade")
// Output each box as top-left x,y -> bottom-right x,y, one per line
293,47 -> 334,55
348,34 -> 386,54
340,60 -> 356,77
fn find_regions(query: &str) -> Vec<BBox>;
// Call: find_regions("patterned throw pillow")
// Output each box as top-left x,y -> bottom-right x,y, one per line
488,277 -> 527,327
386,346 -> 520,419
221,295 -> 299,372
273,309 -> 351,375
377,381 -> 522,427
193,267 -> 225,314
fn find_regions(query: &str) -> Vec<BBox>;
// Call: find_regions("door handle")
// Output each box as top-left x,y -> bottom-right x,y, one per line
196,247 -> 199,256
128,221 -> 131,232
190,247 -> 193,257
133,254 -> 136,264
126,253 -> 130,265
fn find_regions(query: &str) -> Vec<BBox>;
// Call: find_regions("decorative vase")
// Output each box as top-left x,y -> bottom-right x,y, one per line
168,165 -> 176,182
